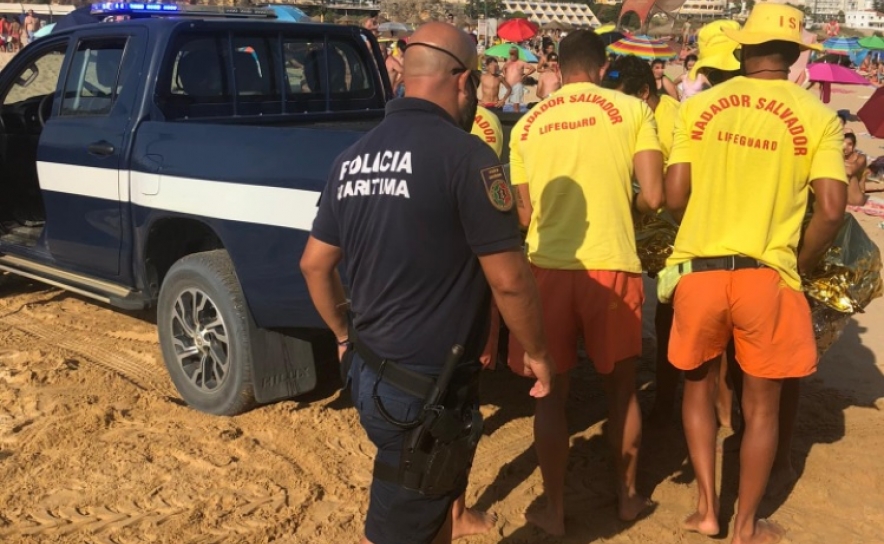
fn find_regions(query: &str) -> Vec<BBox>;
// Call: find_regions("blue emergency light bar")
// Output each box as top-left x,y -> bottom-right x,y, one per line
90,2 -> 277,18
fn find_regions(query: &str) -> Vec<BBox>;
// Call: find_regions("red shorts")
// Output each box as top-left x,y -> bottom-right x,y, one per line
509,266 -> 644,375
669,268 -> 817,379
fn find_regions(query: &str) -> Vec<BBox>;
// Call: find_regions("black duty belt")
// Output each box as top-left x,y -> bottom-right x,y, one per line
679,255 -> 765,273
350,325 -> 435,400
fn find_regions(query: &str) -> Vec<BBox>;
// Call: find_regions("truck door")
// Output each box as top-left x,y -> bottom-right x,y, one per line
37,28 -> 146,279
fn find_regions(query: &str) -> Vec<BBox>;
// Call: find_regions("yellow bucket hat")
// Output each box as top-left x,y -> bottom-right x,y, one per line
690,20 -> 742,78
724,4 -> 822,51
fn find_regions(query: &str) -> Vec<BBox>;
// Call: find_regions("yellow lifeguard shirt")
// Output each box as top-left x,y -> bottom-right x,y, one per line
510,82 -> 662,271
667,77 -> 847,290
655,94 -> 680,167
471,106 -> 504,158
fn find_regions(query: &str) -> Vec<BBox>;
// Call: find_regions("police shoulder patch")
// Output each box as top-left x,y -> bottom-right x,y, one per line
480,165 -> 514,212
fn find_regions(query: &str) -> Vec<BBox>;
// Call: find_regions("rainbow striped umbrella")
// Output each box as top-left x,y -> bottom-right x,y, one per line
822,36 -> 863,56
607,35 -> 676,60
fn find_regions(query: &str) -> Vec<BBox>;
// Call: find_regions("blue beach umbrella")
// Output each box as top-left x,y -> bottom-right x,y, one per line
822,36 -> 863,56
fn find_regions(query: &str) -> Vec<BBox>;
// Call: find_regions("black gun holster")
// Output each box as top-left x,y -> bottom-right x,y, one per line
351,327 -> 482,496
392,392 -> 483,495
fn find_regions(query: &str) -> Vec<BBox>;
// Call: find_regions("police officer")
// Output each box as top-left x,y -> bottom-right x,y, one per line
300,22 -> 554,544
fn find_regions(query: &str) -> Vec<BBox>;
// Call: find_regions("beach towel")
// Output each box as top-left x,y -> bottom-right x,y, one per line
847,196 -> 884,218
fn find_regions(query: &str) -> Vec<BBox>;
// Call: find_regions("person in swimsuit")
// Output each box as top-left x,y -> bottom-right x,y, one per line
674,54 -> 709,101
651,58 -> 679,99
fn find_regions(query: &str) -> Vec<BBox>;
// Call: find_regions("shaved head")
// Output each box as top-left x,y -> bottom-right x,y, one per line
403,22 -> 477,78
399,22 -> 480,132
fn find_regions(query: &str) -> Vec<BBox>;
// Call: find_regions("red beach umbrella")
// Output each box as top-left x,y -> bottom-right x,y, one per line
497,18 -> 539,42
858,86 -> 884,138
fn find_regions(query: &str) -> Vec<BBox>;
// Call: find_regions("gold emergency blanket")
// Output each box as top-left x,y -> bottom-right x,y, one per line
633,211 -> 679,276
804,214 -> 883,355
635,212 -> 883,354
803,214 -> 883,314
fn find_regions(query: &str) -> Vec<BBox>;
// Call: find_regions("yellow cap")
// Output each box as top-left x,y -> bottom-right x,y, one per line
724,4 -> 822,51
690,20 -> 742,78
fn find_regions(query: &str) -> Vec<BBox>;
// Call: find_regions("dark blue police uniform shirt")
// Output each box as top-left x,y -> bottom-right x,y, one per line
311,98 -> 521,372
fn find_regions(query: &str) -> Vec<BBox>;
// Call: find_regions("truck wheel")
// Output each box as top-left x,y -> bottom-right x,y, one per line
157,250 -> 256,416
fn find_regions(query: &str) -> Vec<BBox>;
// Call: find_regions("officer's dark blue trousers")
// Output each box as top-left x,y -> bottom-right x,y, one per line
348,353 -> 475,544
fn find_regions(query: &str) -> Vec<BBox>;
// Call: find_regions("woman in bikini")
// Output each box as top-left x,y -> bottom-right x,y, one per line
674,54 -> 708,101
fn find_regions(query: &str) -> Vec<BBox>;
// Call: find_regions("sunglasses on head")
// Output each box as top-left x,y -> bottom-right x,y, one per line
407,42 -> 481,85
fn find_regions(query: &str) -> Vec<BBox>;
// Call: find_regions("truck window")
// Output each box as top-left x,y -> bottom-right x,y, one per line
60,38 -> 127,117
283,37 -> 376,111
160,35 -> 233,119
3,47 -> 65,106
232,35 -> 282,115
156,32 -> 379,119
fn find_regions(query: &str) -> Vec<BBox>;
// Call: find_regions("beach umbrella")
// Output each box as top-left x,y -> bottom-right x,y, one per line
595,23 -> 617,34
809,62 -> 871,103
497,18 -> 539,42
33,22 -> 54,38
859,35 -> 884,50
608,35 -> 676,60
484,43 -> 538,62
379,22 -> 410,33
822,36 -> 863,56
808,63 -> 871,85
267,5 -> 310,22
858,87 -> 884,138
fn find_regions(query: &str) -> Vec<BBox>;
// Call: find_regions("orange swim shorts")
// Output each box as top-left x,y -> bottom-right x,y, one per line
668,268 -> 817,379
508,266 -> 643,376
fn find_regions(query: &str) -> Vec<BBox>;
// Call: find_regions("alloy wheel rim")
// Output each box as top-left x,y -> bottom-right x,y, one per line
170,288 -> 230,393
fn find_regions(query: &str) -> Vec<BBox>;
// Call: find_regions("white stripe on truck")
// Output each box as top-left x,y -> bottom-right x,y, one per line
37,162 -> 322,231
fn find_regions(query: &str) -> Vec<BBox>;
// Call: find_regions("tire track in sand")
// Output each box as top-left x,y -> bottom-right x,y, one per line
2,490 -> 287,541
0,312 -> 176,398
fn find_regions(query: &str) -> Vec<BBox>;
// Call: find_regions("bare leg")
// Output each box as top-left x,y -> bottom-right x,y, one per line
716,354 -> 734,430
767,378 -> 800,498
681,359 -> 721,536
650,302 -> 679,425
451,493 -> 497,540
732,374 -> 784,544
604,357 -> 651,521
525,372 -> 570,536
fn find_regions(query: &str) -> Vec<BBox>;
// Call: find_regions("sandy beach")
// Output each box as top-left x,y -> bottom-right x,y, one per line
0,49 -> 882,543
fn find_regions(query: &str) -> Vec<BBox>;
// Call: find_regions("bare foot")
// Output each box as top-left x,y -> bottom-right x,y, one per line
618,493 -> 655,522
526,505 -> 565,536
732,518 -> 786,544
452,508 -> 497,540
682,510 -> 720,536
765,464 -> 798,499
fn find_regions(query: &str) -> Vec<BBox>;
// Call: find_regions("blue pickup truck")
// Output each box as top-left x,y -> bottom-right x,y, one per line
0,4 -> 391,415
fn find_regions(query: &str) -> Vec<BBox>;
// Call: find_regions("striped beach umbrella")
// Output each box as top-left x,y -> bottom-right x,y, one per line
607,35 -> 676,60
822,36 -> 863,56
